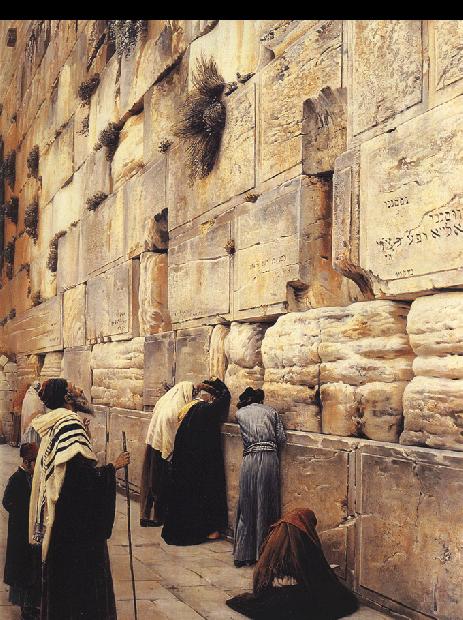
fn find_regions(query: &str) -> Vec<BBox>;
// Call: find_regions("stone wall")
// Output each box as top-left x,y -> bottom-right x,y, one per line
1,20 -> 463,619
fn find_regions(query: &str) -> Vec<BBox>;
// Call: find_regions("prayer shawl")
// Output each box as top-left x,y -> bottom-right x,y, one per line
145,382 -> 195,460
29,408 -> 96,560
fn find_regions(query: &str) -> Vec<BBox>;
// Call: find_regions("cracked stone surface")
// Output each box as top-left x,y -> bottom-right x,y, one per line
0,444 -> 393,619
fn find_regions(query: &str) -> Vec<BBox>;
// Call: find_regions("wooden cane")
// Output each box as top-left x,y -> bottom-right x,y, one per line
122,431 -> 138,620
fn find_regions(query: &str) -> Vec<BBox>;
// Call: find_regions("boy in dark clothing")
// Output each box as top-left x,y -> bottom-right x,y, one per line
3,443 -> 41,620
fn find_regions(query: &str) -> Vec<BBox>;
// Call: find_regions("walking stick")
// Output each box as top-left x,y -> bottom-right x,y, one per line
122,431 -> 138,620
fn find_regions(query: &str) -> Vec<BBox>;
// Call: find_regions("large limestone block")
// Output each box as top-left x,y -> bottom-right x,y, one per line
86,260 -> 139,344
82,190 -> 124,278
168,219 -> 231,325
51,180 -> 82,234
88,55 -> 119,147
356,443 -> 463,619
112,113 -> 144,189
350,21 -> 423,136
90,405 -> 108,466
63,284 -> 86,348
402,293 -> 463,451
175,326 -> 212,384
56,221 -> 86,292
319,301 -> 414,386
39,352 -> 63,381
434,20 -> 463,91
16,354 -> 40,387
143,62 -> 186,164
119,21 -> 190,118
258,20 -> 342,183
167,82 -> 255,231
234,176 -> 357,319
107,408 -> 151,490
74,102 -> 92,170
123,159 -> 168,258
225,322 -> 267,369
72,147 -> 111,216
188,20 -> 264,84
358,94 -> 463,297
138,252 -> 170,336
6,295 -> 63,354
40,121 -> 74,206
262,311 -> 322,432
209,324 -> 229,381
144,332 -> 175,407
63,347 -> 92,402
91,338 -> 144,410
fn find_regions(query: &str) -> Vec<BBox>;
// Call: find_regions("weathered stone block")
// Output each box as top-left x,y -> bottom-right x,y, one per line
63,346 -> 92,402
63,284 -> 86,348
82,190 -> 124,278
86,260 -> 139,343
40,121 -> 74,206
72,147 -> 111,216
112,112 -> 144,189
123,159 -> 168,258
88,55 -> 119,147
167,83 -> 255,231
350,20 -> 423,136
107,408 -> 152,489
39,352 -> 63,381
144,332 -> 175,408
175,326 -> 212,384
90,404 -> 108,466
6,295 -> 63,354
57,221 -> 86,292
209,324 -> 229,382
91,338 -> 144,410
402,292 -> 463,451
258,20 -> 341,183
359,95 -> 463,297
434,20 -> 463,91
356,443 -> 463,619
138,252 -> 170,336
168,220 -> 231,325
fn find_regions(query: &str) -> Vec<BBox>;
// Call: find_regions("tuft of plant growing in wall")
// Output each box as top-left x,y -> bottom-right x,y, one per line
95,122 -> 122,161
107,20 -> 148,58
8,308 -> 16,320
26,145 -> 39,178
245,192 -> 260,203
31,290 -> 43,307
4,240 -> 15,275
224,239 -> 235,255
176,56 -> 226,183
3,197 -> 19,224
86,192 -> 108,211
4,150 -> 16,190
46,230 -> 66,273
158,139 -> 172,153
78,115 -> 90,136
19,263 -> 30,276
24,201 -> 39,242
78,74 -> 100,103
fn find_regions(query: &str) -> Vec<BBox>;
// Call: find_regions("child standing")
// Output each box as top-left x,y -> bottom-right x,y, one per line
3,443 -> 41,620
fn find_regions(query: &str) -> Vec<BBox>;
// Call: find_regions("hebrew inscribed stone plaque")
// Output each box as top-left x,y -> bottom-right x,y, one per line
360,96 -> 463,297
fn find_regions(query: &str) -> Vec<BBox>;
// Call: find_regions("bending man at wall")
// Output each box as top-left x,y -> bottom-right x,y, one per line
161,378 -> 230,546
140,381 -> 197,526
227,507 -> 359,619
233,387 -> 286,568
29,378 -> 130,620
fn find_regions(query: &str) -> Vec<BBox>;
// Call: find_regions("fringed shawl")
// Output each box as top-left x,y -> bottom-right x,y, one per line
145,382 -> 195,460
29,408 -> 96,560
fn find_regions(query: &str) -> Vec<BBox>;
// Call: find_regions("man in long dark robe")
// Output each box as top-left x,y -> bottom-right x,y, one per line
29,378 -> 130,620
226,507 -> 359,619
3,442 -> 41,620
161,378 -> 230,546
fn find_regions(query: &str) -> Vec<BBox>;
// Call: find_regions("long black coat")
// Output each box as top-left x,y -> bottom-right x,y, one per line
41,454 -> 117,620
162,382 -> 230,545
2,467 -> 41,589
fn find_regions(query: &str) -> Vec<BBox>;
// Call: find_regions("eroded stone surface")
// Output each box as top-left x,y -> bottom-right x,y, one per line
39,352 -> 63,380
138,252 -> 170,336
63,347 -> 92,401
144,332 -> 175,408
351,21 -> 423,136
209,324 -> 229,381
402,292 -> 463,451
435,20 -> 463,91
6,295 -> 63,354
112,112 -> 145,190
63,284 -> 86,348
91,338 -> 144,410
175,326 -> 212,384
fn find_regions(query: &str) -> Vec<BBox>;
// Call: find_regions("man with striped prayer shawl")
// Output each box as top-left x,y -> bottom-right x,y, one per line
29,378 -> 130,620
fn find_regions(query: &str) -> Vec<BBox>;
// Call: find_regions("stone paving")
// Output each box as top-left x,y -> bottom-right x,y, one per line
0,444 -> 396,619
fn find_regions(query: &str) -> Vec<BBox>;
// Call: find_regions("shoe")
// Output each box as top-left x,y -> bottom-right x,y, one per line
140,518 -> 163,527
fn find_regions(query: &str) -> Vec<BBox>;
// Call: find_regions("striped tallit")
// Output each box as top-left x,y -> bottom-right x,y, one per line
29,407 -> 96,559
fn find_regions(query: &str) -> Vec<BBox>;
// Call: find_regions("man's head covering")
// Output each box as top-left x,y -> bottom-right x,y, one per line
19,442 -> 39,461
237,386 -> 265,409
197,377 -> 228,399
38,378 -> 68,409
